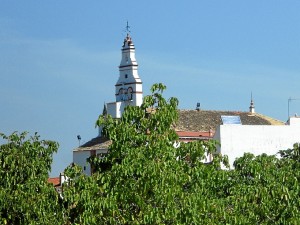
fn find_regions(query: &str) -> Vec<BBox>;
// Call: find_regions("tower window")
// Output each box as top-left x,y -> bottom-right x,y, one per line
119,88 -> 126,101
127,87 -> 133,100
125,74 -> 128,78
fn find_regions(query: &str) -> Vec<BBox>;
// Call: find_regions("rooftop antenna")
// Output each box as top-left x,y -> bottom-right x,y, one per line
288,97 -> 300,119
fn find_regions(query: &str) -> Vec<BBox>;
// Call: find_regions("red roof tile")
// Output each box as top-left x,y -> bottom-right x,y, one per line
48,177 -> 60,186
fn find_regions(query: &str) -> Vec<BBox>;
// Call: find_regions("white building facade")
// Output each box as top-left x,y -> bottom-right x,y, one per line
214,116 -> 300,168
73,145 -> 108,175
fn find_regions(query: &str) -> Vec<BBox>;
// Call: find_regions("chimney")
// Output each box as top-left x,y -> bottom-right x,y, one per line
59,172 -> 66,185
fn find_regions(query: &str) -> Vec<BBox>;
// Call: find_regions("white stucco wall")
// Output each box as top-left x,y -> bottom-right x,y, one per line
214,117 -> 300,168
107,101 -> 125,118
73,149 -> 108,176
73,151 -> 91,175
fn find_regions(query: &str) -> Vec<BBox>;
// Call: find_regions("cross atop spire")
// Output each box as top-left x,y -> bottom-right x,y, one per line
125,21 -> 131,34
122,21 -> 134,47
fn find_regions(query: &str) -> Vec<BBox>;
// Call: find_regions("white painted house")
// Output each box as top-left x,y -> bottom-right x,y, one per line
214,116 -> 300,168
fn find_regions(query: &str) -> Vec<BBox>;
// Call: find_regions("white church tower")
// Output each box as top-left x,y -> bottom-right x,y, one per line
106,31 -> 143,118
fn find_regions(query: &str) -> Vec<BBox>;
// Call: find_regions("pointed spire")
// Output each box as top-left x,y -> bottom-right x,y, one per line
122,21 -> 134,47
98,103 -> 107,137
249,92 -> 255,114
102,102 -> 107,116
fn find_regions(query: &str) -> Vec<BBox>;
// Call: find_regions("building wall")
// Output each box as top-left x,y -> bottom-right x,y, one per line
107,101 -> 134,119
214,117 -> 300,168
73,149 -> 108,176
73,151 -> 91,175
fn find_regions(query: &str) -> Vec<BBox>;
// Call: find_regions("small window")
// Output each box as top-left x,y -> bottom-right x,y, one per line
125,74 -> 128,79
83,166 -> 86,171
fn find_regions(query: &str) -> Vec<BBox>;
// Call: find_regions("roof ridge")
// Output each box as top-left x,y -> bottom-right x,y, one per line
178,109 -> 246,113
255,113 -> 284,125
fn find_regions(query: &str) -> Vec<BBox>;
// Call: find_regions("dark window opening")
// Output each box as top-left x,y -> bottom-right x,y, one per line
127,87 -> 133,100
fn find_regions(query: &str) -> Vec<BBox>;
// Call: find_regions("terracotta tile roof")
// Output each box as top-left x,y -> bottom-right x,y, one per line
48,177 -> 60,186
177,131 -> 213,142
74,110 -> 284,152
175,110 -> 284,132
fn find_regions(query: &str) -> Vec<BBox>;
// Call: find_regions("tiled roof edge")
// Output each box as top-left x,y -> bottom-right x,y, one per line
255,113 -> 285,125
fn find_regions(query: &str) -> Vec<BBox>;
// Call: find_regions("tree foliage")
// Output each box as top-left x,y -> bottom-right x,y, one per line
0,132 -> 63,225
2,84 -> 300,224
63,84 -> 300,224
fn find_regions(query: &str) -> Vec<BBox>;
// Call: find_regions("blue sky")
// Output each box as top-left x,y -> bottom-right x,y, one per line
1,1 -> 299,176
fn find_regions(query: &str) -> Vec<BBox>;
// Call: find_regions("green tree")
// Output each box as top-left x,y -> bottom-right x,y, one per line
63,84 -> 300,224
228,151 -> 300,224
3,85 -> 300,224
0,132 -> 63,225
63,84 -> 229,224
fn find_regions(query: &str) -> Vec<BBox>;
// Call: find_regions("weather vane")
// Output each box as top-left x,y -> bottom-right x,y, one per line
125,21 -> 131,34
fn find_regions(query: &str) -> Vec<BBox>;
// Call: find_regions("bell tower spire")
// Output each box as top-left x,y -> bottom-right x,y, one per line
106,23 -> 143,118
115,23 -> 142,105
